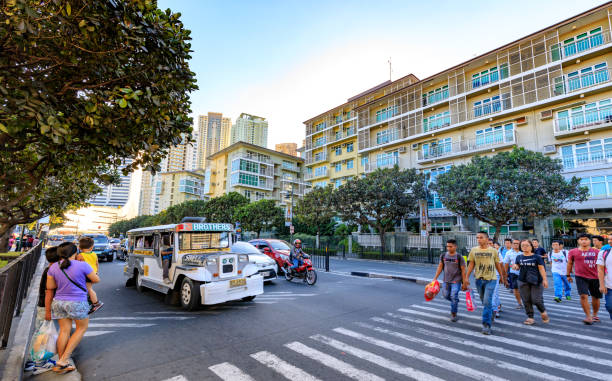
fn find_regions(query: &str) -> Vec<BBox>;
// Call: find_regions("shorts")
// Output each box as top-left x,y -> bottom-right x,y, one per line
51,299 -> 89,320
508,273 -> 519,290
575,276 -> 602,298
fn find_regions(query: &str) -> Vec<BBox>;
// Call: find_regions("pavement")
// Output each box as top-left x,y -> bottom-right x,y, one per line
40,255 -> 612,381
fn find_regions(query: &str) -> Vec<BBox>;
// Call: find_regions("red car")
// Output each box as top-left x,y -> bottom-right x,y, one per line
248,239 -> 292,274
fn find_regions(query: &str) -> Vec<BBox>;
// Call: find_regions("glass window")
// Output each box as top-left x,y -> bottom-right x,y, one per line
361,156 -> 369,167
334,163 -> 342,172
334,146 -> 342,155
179,232 -> 229,250
346,143 -> 354,152
334,179 -> 342,188
346,159 -> 354,169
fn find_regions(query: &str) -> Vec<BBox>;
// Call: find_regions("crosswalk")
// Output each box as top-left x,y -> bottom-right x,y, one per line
161,287 -> 611,381
254,291 -> 319,304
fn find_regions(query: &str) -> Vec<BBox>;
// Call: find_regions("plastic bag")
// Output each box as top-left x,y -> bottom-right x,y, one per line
30,321 -> 58,362
424,280 -> 440,301
465,289 -> 475,311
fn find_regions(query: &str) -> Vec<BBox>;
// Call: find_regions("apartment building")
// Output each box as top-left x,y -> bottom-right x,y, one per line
275,142 -> 298,156
205,141 -> 309,212
198,112 -> 232,169
157,170 -> 208,211
230,113 -> 268,147
304,3 -> 612,235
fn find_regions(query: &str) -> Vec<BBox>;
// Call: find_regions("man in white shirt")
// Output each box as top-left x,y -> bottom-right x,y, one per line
503,239 -> 523,309
549,240 -> 571,302
597,244 -> 612,321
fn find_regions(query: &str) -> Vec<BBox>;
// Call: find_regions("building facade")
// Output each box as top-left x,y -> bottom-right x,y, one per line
198,112 -> 232,169
304,3 -> 612,235
275,143 -> 298,156
230,113 -> 268,147
157,170 -> 208,212
88,158 -> 134,207
205,142 -> 309,213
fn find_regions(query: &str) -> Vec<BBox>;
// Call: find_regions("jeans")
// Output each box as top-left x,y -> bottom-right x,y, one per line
162,255 -> 172,279
492,281 -> 501,312
475,278 -> 497,326
291,259 -> 303,270
518,281 -> 546,318
605,288 -> 612,320
442,282 -> 461,314
552,273 -> 571,298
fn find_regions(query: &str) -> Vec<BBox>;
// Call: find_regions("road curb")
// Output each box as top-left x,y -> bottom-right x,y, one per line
350,271 -> 430,285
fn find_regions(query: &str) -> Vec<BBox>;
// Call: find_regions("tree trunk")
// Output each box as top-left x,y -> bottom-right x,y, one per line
379,229 -> 386,260
0,223 -> 15,252
256,230 -> 261,238
493,225 -> 502,245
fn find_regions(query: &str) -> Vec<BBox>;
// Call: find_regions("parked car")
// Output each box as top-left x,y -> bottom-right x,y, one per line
46,235 -> 63,247
248,239 -> 292,274
231,242 -> 277,282
109,238 -> 121,251
83,234 -> 114,262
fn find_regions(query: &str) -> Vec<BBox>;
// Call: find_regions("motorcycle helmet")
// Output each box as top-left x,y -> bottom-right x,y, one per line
293,239 -> 302,246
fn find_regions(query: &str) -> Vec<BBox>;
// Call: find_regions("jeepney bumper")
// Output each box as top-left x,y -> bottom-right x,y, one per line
200,275 -> 264,305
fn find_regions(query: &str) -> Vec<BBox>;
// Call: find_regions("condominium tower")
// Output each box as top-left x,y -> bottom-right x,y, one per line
304,3 -> 612,235
198,112 -> 232,169
230,113 -> 268,147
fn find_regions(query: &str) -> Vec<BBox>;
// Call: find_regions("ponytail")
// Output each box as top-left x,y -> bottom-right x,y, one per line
57,242 -> 78,269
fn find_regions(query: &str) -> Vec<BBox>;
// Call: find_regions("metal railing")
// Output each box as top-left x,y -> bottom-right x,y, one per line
559,152 -> 612,170
0,242 -> 43,348
554,104 -> 612,134
364,156 -> 407,173
233,153 -> 273,164
417,131 -> 516,162
305,168 -> 328,180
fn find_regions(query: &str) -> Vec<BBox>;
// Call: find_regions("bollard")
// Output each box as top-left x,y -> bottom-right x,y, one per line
325,247 -> 329,272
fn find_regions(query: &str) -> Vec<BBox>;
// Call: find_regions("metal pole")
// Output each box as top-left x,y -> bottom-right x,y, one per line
325,246 -> 329,272
290,188 -> 294,243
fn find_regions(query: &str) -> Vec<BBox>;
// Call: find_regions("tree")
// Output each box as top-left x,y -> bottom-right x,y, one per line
203,193 -> 249,223
0,0 -> 197,250
432,148 -> 589,242
153,200 -> 207,225
334,167 -> 427,254
108,215 -> 156,237
294,185 -> 336,236
237,200 -> 284,238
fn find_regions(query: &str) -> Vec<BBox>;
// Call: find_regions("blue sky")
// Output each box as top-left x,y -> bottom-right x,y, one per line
158,0 -> 607,148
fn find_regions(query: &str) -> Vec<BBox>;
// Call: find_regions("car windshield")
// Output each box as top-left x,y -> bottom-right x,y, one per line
87,236 -> 108,244
231,242 -> 260,254
179,232 -> 229,250
270,241 -> 290,250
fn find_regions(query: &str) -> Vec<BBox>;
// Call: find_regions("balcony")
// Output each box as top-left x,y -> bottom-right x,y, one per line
234,153 -> 272,165
306,152 -> 328,165
329,128 -> 357,144
307,114 -> 357,136
364,156 -> 408,173
280,163 -> 299,172
304,168 -> 328,181
417,131 -> 517,164
230,178 -> 273,191
559,153 -> 612,173
553,102 -> 612,137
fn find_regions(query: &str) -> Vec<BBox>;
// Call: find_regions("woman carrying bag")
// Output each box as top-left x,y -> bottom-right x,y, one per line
46,242 -> 100,374
512,239 -> 549,325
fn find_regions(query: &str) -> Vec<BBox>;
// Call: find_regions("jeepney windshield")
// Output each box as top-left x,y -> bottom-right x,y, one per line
179,232 -> 230,250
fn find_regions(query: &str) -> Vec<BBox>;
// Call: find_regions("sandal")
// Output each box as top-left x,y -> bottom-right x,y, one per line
541,312 -> 550,323
523,318 -> 535,325
583,318 -> 593,325
592,316 -> 600,323
52,363 -> 75,374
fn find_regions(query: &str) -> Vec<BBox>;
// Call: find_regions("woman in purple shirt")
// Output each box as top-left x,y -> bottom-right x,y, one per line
47,242 -> 99,374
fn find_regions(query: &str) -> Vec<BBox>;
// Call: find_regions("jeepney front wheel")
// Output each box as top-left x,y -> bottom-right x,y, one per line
180,278 -> 201,311
136,271 -> 146,293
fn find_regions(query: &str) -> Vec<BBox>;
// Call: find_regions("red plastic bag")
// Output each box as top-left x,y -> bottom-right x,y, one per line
424,280 -> 440,301
465,289 -> 475,311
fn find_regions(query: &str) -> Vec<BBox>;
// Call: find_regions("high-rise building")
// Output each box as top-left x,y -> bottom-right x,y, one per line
158,170 -> 208,211
198,112 -> 232,169
304,3 -> 612,235
186,128 -> 199,171
275,143 -> 298,156
88,159 -> 134,207
230,113 -> 268,147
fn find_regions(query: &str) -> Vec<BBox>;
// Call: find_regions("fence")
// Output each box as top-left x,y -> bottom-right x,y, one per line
0,242 -> 43,348
303,247 -> 330,272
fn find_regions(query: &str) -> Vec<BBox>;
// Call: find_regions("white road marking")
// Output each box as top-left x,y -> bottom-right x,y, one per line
88,323 -> 156,328
357,322 -> 565,381
135,311 -> 193,315
310,334 -> 444,381
209,362 -> 255,381
373,316 -> 609,380
285,341 -> 383,381
253,301 -> 277,304
395,309 -> 612,368
90,316 -> 194,320
162,376 -> 189,381
414,304 -> 612,346
84,331 -> 115,337
250,351 -> 322,381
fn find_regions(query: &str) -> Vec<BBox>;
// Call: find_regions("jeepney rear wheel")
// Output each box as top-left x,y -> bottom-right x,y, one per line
180,278 -> 201,311
136,271 -> 146,293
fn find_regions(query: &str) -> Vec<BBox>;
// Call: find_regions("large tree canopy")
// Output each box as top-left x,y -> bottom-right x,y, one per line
334,167 -> 427,254
203,192 -> 249,224
237,199 -> 284,238
432,148 -> 589,242
294,184 -> 336,236
0,0 -> 197,249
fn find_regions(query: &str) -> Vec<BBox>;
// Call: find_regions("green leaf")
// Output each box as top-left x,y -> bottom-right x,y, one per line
117,98 -> 128,108
66,3 -> 71,15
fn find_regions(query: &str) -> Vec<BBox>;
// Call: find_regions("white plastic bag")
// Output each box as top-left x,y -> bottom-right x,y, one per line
30,321 -> 58,362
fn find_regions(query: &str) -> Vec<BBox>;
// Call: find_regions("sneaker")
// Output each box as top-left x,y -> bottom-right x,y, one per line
163,278 -> 171,284
554,297 -> 561,303
450,314 -> 458,322
482,324 -> 491,335
24,360 -> 35,372
566,296 -> 572,301
495,311 -> 501,318
32,359 -> 56,375
88,301 -> 104,315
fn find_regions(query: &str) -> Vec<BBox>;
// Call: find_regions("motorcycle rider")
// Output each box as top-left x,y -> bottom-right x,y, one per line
290,239 -> 305,273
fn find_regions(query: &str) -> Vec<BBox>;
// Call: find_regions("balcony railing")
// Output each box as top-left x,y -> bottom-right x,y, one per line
305,168 -> 328,180
556,29 -> 608,60
417,131 -> 516,163
554,104 -> 612,136
364,156 -> 407,173
234,153 -> 272,164
559,152 -> 612,171
230,179 -> 273,191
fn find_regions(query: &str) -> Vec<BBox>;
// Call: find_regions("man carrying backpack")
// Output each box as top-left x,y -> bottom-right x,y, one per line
432,239 -> 467,322
549,240 -> 571,303
597,243 -> 612,320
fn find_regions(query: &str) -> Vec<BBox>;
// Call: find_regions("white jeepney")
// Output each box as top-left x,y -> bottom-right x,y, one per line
124,221 -> 263,310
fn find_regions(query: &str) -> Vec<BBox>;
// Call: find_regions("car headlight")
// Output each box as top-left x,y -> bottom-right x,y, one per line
206,258 -> 217,266
239,254 -> 248,262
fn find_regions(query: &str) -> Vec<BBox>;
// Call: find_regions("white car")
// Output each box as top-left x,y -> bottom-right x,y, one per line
231,242 -> 277,282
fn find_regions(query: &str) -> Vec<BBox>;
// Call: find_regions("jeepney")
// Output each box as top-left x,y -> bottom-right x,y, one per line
124,221 -> 263,310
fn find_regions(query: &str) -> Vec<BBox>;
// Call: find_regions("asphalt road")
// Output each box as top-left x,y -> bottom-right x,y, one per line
71,257 -> 612,381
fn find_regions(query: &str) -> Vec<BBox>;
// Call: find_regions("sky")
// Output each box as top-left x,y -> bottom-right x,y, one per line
158,0 -> 608,149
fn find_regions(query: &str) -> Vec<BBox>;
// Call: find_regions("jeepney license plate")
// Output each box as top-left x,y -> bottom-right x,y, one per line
230,278 -> 246,288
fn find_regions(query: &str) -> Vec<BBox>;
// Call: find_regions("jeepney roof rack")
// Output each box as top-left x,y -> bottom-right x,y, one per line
180,217 -> 207,223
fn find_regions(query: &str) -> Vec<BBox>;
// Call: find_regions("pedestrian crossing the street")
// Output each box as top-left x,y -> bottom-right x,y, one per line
161,288 -> 611,381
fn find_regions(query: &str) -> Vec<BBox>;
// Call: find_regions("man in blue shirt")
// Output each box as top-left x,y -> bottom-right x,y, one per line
499,238 -> 512,259
599,236 -> 611,252
503,239 -> 523,309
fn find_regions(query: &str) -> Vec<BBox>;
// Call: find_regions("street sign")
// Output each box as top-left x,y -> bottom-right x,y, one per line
290,225 -> 294,234
418,199 -> 429,232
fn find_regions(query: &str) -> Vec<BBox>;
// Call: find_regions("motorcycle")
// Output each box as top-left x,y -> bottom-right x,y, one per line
282,254 -> 317,285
